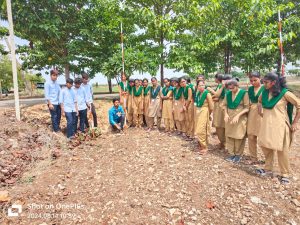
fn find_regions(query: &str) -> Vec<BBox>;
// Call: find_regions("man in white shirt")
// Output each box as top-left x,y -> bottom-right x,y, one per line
82,72 -> 98,127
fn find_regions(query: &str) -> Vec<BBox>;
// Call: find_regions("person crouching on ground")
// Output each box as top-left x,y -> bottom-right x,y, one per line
194,81 -> 214,155
223,78 -> 249,163
109,98 -> 125,132
60,78 -> 79,139
74,78 -> 90,133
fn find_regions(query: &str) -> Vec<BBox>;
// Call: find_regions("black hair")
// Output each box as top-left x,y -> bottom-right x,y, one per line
222,74 -> 232,81
129,79 -> 135,83
197,74 -> 205,80
249,71 -> 260,78
151,77 -> 157,81
66,78 -> 74,84
163,78 -> 170,82
82,72 -> 89,79
185,76 -> 191,83
263,72 -> 287,97
74,78 -> 82,84
215,73 -> 223,82
134,79 -> 140,83
179,77 -> 186,83
226,78 -> 239,87
112,98 -> 120,103
143,78 -> 148,82
50,69 -> 58,75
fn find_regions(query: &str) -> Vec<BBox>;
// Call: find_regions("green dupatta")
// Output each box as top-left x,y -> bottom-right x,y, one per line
248,86 -> 264,103
119,81 -> 128,91
144,86 -> 150,96
133,86 -> 143,96
226,89 -> 247,109
162,86 -> 173,96
173,87 -> 183,100
150,85 -> 161,99
195,90 -> 209,107
262,88 -> 294,124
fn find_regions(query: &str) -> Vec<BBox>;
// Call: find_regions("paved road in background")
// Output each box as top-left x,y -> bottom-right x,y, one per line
0,93 -> 119,108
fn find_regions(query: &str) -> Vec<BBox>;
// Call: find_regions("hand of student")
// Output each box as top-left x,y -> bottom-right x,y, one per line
62,111 -> 65,117
76,111 -> 79,116
115,124 -> 121,130
291,122 -> 298,132
48,104 -> 54,110
224,114 -> 230,123
183,105 -> 187,111
231,115 -> 240,124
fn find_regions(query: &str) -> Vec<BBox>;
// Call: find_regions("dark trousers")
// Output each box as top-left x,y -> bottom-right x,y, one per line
65,112 -> 77,138
85,103 -> 97,128
75,109 -> 87,132
49,104 -> 61,132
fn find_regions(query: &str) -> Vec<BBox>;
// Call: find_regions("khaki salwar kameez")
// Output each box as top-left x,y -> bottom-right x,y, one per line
184,87 -> 194,136
127,89 -> 134,127
212,86 -> 226,146
194,93 -> 214,149
133,88 -> 144,127
119,81 -> 128,110
223,91 -> 250,156
247,86 -> 263,159
143,87 -> 151,127
258,91 -> 300,177
173,91 -> 186,132
162,89 -> 174,132
148,86 -> 162,129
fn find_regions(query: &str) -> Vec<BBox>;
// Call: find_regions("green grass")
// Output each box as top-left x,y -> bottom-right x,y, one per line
93,85 -> 118,93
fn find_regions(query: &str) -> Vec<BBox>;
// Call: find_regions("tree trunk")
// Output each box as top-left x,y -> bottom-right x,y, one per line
277,57 -> 281,76
107,77 -> 112,93
160,31 -> 164,85
64,48 -> 70,79
0,80 -> 2,100
224,44 -> 231,74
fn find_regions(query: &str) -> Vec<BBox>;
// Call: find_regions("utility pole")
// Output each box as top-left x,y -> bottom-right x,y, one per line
6,0 -> 20,120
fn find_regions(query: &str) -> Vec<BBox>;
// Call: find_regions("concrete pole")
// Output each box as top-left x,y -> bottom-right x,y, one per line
6,0 -> 20,120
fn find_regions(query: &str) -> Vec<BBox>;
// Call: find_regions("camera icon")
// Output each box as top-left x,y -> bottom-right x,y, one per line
8,204 -> 22,217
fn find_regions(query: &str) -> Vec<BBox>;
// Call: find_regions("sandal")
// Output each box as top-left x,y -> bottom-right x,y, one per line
279,176 -> 290,185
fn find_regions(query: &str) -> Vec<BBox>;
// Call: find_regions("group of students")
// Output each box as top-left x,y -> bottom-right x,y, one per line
44,70 -> 98,139
109,71 -> 300,184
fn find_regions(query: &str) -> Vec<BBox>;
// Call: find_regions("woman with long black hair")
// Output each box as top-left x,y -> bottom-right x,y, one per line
247,72 -> 264,163
257,72 -> 300,184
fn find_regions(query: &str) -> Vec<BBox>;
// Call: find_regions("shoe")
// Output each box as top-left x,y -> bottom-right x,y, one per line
233,155 -> 242,163
226,156 -> 235,162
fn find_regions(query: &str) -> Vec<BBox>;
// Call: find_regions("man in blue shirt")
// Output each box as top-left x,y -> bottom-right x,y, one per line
60,78 -> 78,139
44,70 -> 61,132
82,72 -> 98,127
109,98 -> 125,132
74,78 -> 90,133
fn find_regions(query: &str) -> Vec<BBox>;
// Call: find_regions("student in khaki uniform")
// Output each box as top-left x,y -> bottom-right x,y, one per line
126,79 -> 135,127
143,78 -> 151,127
180,77 -> 193,139
223,78 -> 250,163
212,74 -> 231,149
256,72 -> 300,184
118,72 -> 129,113
194,81 -> 214,155
161,78 -> 174,133
147,77 -> 162,131
173,78 -> 185,134
132,79 -> 144,128
247,72 -> 264,163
